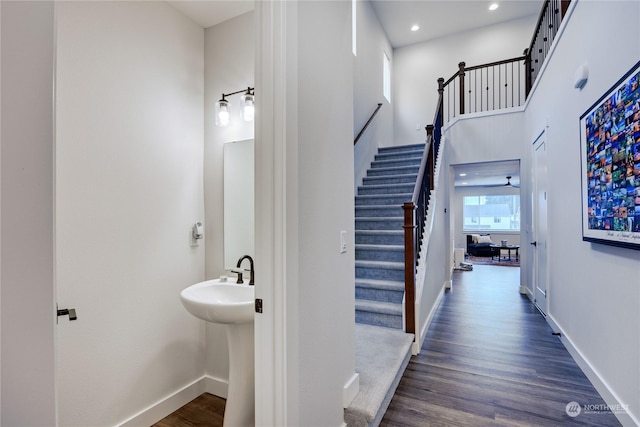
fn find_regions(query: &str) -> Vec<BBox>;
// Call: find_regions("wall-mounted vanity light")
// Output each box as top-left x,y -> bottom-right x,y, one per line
215,87 -> 255,127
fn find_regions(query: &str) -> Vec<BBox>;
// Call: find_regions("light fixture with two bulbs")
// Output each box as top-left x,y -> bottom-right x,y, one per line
215,86 -> 255,127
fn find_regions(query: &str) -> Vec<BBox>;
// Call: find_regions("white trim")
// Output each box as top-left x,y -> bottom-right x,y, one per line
546,315 -> 638,427
342,373 -> 360,408
117,376 -> 224,427
255,1 -> 297,425
204,375 -> 229,399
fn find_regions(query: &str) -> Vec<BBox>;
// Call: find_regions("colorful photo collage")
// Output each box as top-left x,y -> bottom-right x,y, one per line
584,67 -> 640,233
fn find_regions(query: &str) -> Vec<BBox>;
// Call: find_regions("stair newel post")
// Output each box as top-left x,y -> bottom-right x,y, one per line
523,48 -> 532,97
402,202 -> 417,335
458,62 -> 466,116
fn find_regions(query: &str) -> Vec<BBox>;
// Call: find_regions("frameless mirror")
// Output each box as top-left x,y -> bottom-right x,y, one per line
223,139 -> 255,270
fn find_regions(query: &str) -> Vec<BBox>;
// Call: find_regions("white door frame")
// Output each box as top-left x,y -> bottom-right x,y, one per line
532,131 -> 549,315
0,2 -> 57,424
254,1 -> 297,425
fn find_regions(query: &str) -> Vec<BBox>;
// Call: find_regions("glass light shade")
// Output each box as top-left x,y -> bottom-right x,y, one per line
241,93 -> 255,122
216,99 -> 230,127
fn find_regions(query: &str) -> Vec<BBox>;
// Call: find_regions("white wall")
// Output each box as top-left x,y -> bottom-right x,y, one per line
394,15 -> 537,146
353,0 -> 394,188
255,1 -> 356,425
296,2 -> 356,423
203,10 -> 255,393
523,1 -> 640,423
0,2 -> 57,425
55,2 -> 205,425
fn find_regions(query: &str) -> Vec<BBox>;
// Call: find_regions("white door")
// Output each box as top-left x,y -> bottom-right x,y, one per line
533,134 -> 548,315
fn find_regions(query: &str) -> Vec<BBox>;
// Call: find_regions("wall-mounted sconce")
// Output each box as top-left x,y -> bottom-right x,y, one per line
215,87 -> 255,127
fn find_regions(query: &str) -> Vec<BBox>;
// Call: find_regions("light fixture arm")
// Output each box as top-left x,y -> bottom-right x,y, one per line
221,86 -> 254,99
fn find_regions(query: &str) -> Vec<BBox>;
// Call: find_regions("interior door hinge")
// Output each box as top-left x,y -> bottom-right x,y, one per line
255,298 -> 263,314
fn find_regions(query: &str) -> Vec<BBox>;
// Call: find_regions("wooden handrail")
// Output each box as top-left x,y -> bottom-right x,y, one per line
354,103 -> 383,145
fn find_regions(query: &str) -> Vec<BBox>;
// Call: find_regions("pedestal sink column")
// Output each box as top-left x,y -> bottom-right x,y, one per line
224,322 -> 255,427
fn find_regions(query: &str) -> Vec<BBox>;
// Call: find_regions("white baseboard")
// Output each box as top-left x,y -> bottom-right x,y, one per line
547,315 -> 639,427
117,375 -> 228,427
342,372 -> 360,408
520,284 -> 532,298
413,286 -> 445,355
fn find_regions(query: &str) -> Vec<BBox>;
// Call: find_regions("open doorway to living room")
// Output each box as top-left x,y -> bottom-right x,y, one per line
450,160 -> 521,272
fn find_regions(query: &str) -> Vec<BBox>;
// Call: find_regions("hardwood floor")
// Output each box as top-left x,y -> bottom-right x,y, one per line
380,265 -> 621,426
154,265 -> 620,426
153,393 -> 225,427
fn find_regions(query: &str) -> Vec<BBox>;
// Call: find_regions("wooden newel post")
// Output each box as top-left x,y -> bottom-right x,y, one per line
402,202 -> 416,335
458,61 -> 466,115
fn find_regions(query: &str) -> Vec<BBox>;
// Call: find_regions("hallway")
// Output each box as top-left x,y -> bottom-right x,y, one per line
381,265 -> 621,426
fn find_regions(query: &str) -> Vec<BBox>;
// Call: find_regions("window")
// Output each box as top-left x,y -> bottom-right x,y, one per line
352,0 -> 357,56
463,195 -> 520,231
383,52 -> 390,102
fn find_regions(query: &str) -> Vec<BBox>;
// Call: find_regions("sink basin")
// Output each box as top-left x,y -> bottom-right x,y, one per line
180,278 -> 255,426
180,279 -> 254,324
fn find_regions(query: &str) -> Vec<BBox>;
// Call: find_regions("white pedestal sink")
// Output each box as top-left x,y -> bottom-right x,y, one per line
180,279 -> 255,427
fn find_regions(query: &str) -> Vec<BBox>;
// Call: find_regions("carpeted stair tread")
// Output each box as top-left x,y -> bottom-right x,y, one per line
378,143 -> 425,152
369,157 -> 422,169
345,324 -> 413,427
355,193 -> 411,206
356,260 -> 404,270
355,299 -> 402,315
355,278 -> 404,292
374,150 -> 424,161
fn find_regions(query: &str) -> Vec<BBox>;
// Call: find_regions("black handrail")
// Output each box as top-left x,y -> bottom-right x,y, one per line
354,103 -> 383,145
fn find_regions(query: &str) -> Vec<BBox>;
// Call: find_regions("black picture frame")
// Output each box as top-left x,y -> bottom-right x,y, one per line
580,60 -> 640,250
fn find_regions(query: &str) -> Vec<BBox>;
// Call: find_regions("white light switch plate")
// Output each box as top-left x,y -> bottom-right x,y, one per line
340,230 -> 347,253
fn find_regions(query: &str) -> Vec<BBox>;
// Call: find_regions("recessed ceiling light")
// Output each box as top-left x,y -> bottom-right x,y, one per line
489,3 -> 499,11
461,182 -> 468,185
459,173 -> 467,177
411,25 -> 420,32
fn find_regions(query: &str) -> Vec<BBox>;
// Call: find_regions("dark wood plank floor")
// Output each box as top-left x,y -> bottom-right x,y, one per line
153,392 -> 224,427
380,265 -> 621,426
154,265 -> 620,426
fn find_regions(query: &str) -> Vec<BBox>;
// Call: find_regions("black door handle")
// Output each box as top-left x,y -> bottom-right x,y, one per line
57,308 -> 77,321
530,241 -> 537,246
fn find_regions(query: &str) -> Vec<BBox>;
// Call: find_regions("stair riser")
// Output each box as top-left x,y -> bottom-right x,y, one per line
356,265 -> 404,281
363,175 -> 417,185
367,166 -> 419,177
355,219 -> 403,230
355,233 -> 404,245
355,196 -> 408,206
374,150 -> 424,162
370,158 -> 422,169
355,207 -> 402,218
355,310 -> 402,329
358,185 -> 414,195
355,248 -> 404,262
356,287 -> 404,304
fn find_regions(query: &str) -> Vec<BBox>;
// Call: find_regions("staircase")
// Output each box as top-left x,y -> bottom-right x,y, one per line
355,143 -> 425,330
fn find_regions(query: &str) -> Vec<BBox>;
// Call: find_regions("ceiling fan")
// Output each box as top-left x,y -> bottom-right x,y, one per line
487,176 -> 520,188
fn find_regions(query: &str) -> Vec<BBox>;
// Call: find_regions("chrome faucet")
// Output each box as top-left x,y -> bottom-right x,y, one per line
236,255 -> 254,286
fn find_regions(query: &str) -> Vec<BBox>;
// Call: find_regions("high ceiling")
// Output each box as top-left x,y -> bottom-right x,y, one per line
167,0 -> 542,49
371,0 -> 542,48
167,0 -> 535,187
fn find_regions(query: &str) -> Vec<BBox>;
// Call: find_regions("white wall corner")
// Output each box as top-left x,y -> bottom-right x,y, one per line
205,375 -> 229,399
546,315 -> 639,427
343,372 -> 360,408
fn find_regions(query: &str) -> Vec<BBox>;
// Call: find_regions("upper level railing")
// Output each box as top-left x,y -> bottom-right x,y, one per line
441,56 -> 527,124
440,0 -> 571,125
525,0 -> 571,96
